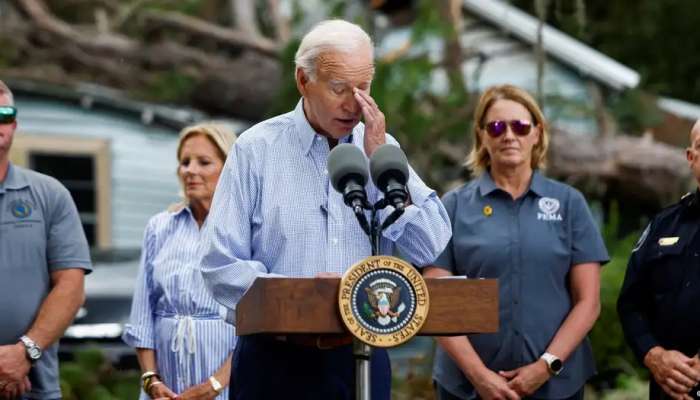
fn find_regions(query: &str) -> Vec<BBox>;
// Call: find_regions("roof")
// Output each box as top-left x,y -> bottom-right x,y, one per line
657,97 -> 700,121
7,79 -> 250,131
462,0 -> 640,90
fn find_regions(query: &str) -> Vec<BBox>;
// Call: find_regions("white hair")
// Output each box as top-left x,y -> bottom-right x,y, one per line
294,19 -> 373,81
0,80 -> 14,105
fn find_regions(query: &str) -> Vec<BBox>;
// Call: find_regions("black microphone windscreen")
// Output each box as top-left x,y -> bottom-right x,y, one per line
328,143 -> 369,193
369,144 -> 409,187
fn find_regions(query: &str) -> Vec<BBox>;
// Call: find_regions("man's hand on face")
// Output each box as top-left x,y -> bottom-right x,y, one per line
353,88 -> 385,157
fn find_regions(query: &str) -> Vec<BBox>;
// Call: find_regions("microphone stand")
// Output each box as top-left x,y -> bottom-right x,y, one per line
353,198 -> 404,400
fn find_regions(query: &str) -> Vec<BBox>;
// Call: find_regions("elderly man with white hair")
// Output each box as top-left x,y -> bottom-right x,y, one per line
199,19 -> 451,399
618,119 -> 700,400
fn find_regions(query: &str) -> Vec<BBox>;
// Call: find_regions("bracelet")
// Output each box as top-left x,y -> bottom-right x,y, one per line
209,376 -> 224,394
147,381 -> 163,396
141,371 -> 158,381
142,372 -> 161,393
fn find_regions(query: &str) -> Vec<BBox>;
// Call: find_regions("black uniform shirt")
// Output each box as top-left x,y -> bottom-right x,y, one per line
618,190 -> 700,364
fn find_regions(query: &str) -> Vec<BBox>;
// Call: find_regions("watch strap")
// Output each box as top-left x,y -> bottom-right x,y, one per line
209,376 -> 224,394
540,352 -> 562,375
19,335 -> 42,362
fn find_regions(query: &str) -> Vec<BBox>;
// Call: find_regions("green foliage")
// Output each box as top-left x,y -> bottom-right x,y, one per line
60,348 -> 140,400
0,42 -> 19,69
266,38 -> 303,118
136,71 -> 197,103
392,340 -> 436,400
588,203 -> 649,390
607,89 -> 664,135
141,0 -> 213,17
599,374 -> 649,400
512,0 -> 700,105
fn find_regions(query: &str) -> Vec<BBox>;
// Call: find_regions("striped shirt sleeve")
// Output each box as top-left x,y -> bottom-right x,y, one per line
122,218 -> 158,349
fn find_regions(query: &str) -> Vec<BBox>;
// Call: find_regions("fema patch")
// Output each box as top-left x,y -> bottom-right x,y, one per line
9,199 -> 33,219
339,256 -> 429,347
537,197 -> 563,221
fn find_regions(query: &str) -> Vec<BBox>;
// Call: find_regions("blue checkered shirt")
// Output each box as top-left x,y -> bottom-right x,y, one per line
199,99 -> 451,325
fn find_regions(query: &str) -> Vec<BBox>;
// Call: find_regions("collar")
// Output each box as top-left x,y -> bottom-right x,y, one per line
681,189 -> 700,217
293,99 -> 353,154
529,171 -> 547,197
169,203 -> 191,216
478,170 -> 545,197
477,171 -> 499,197
0,163 -> 30,193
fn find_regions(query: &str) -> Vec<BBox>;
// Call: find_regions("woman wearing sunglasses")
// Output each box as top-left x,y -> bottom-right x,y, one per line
425,84 -> 609,400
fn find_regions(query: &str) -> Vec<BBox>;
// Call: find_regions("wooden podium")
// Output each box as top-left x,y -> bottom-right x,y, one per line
236,277 -> 498,336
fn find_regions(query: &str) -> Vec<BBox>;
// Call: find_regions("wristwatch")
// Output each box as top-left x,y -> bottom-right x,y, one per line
209,376 -> 224,394
19,335 -> 42,363
540,352 -> 563,376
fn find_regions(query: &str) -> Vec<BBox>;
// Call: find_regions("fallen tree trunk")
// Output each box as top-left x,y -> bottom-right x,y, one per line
548,130 -> 692,209
4,0 -> 282,120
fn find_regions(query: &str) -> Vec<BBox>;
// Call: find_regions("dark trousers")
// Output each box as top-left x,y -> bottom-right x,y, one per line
231,335 -> 391,400
651,381 -> 700,399
435,382 -> 584,400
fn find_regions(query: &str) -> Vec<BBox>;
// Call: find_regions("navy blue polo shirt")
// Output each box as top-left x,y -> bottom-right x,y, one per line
432,171 -> 609,399
0,163 -> 92,399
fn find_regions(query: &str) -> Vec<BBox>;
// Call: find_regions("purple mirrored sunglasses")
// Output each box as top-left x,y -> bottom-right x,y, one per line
483,119 -> 533,137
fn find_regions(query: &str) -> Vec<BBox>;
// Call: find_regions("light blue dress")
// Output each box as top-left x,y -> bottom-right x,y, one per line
123,207 -> 236,399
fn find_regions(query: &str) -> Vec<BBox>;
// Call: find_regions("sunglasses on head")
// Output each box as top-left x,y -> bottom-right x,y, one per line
482,119 -> 533,137
0,106 -> 16,124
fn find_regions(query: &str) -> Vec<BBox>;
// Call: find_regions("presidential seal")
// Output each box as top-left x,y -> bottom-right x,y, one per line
338,256 -> 429,347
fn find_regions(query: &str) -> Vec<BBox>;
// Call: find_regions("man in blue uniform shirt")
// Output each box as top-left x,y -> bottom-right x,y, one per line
0,80 -> 92,399
618,120 -> 700,400
198,19 -> 451,400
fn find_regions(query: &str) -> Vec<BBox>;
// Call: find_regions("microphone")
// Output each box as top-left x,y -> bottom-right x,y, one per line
328,143 -> 369,214
370,144 -> 409,210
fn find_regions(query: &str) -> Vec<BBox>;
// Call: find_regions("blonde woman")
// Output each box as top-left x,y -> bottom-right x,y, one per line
123,123 -> 236,400
425,85 -> 609,400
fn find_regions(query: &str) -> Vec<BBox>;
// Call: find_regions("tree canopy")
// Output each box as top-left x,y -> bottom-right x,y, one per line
513,0 -> 700,104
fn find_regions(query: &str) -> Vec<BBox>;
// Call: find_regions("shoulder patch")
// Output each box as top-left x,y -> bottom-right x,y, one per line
632,223 -> 651,253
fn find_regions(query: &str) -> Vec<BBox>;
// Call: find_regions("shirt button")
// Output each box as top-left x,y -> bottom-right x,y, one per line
686,281 -> 692,287
324,169 -> 328,175
514,330 -> 520,336
331,238 -> 339,245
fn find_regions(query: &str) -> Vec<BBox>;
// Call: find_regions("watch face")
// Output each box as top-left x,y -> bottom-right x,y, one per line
551,359 -> 563,372
28,347 -> 41,360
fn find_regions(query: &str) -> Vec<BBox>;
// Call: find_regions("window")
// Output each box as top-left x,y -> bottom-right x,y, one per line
10,135 -> 112,249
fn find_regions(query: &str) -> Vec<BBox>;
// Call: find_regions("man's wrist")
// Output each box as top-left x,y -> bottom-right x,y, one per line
18,335 -> 42,364
644,346 -> 664,368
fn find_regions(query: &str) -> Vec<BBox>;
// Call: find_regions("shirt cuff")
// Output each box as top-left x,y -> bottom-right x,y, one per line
218,305 -> 236,325
381,190 -> 437,242
121,325 -> 155,349
633,333 -> 660,364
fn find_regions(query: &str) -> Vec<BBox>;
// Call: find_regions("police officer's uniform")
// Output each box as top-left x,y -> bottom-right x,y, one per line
618,190 -> 700,399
